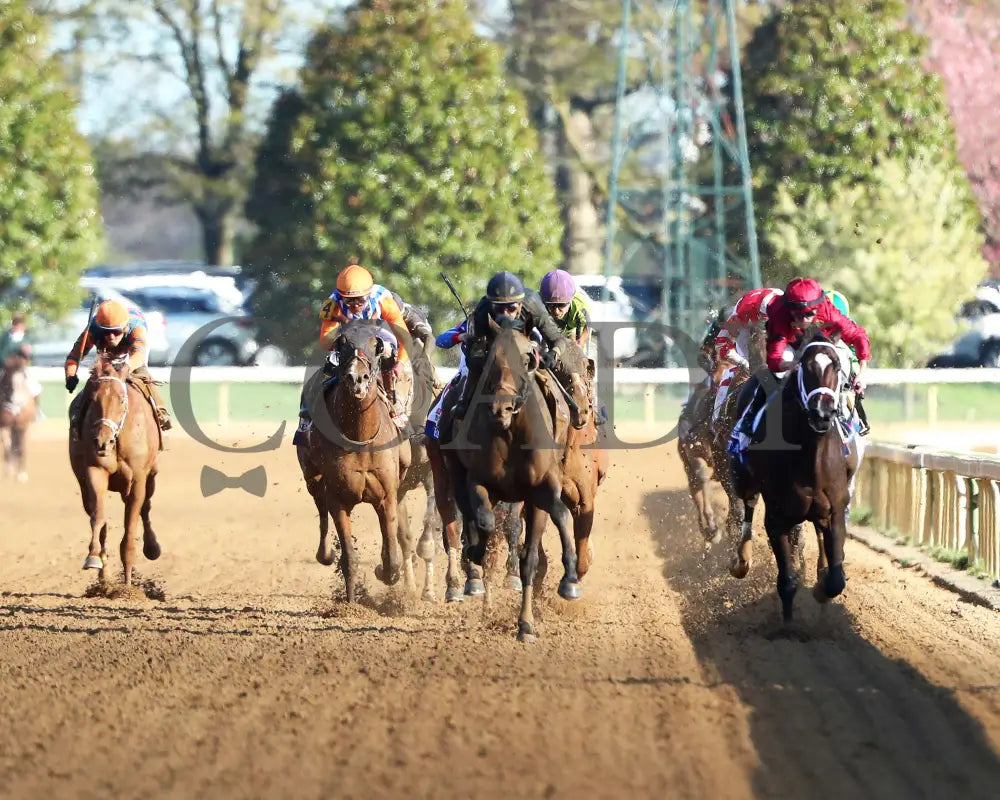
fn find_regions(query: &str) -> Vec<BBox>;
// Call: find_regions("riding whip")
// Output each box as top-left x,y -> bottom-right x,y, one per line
439,272 -> 470,323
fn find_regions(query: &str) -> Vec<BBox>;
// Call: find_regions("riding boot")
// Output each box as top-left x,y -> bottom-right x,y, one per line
855,395 -> 871,436
147,381 -> 172,430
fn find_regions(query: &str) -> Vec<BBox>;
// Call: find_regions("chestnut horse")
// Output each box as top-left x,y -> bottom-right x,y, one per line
0,353 -> 38,482
69,354 -> 161,585
728,333 -> 860,622
436,318 -> 593,642
298,319 -> 418,603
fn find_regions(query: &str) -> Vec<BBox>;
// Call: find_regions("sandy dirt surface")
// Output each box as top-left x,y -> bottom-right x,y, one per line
2,425 -> 1000,799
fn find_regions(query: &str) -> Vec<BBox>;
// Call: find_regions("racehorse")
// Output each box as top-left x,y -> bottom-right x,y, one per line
677,381 -> 720,542
395,336 -> 443,601
0,350 -> 38,482
298,319 -> 424,603
68,353 -> 161,586
728,332 -> 860,622
437,317 -> 593,642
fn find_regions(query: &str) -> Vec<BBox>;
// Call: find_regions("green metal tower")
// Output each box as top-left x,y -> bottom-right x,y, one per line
603,0 -> 762,344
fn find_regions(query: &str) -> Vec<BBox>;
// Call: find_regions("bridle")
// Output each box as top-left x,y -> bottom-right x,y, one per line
795,340 -> 847,429
333,344 -> 385,448
94,375 -> 129,446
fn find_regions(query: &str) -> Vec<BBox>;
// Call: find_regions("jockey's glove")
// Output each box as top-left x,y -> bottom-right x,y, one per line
65,374 -> 79,393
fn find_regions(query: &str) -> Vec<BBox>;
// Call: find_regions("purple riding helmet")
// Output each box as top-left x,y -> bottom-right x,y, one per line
540,269 -> 576,304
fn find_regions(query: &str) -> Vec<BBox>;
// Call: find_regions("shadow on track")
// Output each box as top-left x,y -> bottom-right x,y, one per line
647,487 -> 1000,799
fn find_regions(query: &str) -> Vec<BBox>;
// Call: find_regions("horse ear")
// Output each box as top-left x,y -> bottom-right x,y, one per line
587,358 -> 596,381
371,335 -> 383,356
488,315 -> 502,334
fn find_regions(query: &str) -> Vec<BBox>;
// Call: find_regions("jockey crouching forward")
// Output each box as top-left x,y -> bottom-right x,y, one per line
450,271 -> 581,427
731,277 -> 871,453
539,268 -> 605,426
295,265 -> 415,444
65,299 -> 172,432
711,287 -> 783,430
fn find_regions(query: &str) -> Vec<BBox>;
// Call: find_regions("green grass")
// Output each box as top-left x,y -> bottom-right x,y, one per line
34,378 -> 1000,427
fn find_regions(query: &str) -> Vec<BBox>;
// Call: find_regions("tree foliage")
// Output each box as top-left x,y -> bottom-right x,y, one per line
909,0 -> 1000,266
243,0 -> 563,354
767,152 -> 988,366
0,0 -> 103,325
742,0 -> 967,232
45,0 -> 322,266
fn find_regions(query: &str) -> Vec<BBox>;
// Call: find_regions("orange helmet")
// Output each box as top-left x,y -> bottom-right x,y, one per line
336,265 -> 374,299
94,299 -> 130,331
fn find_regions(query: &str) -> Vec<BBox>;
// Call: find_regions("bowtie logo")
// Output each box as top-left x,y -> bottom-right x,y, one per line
200,465 -> 267,497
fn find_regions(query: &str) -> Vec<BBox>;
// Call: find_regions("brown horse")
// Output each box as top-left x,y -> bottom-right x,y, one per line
438,319 -> 592,641
394,336 -> 442,601
677,380 -> 720,542
298,319 -> 416,603
0,352 -> 38,482
69,354 -> 161,586
729,333 -> 860,622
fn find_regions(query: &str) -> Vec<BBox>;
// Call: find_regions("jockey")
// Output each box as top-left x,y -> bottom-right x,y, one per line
711,287 -> 783,428
296,265 -> 415,440
0,312 -> 29,368
1,342 -> 42,415
423,319 -> 467,442
450,271 -> 574,423
732,277 -> 871,451
64,299 -> 172,431
539,269 -> 592,350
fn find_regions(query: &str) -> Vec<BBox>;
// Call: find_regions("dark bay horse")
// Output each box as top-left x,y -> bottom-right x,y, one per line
438,318 -> 592,642
298,319 -> 423,603
677,381 -> 720,542
0,351 -> 38,482
729,334 -> 860,622
68,354 -> 161,586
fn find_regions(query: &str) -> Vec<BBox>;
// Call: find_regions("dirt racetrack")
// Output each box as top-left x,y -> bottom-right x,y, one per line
3,425 -> 1000,799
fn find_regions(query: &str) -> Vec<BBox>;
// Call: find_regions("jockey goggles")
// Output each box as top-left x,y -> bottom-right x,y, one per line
492,301 -> 521,314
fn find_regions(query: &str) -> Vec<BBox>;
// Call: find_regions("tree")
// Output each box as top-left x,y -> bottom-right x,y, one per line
908,0 -> 1000,267
243,0 -> 563,354
0,0 -> 103,325
767,152 -> 988,366
43,0 -> 323,266
742,0 -> 969,250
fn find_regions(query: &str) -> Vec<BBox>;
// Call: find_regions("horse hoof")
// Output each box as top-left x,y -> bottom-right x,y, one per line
375,564 -> 400,586
506,574 -> 523,592
516,622 -> 537,644
557,579 -> 581,600
83,555 -> 103,570
729,557 -> 750,580
421,589 -> 436,602
315,547 -> 336,567
143,541 -> 161,561
445,586 -> 465,603
812,581 -> 831,604
464,578 -> 486,596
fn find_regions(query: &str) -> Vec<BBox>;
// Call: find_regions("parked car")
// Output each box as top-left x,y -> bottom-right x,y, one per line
29,286 -> 170,367
927,285 -> 1000,368
115,285 -> 260,366
573,274 -> 639,361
